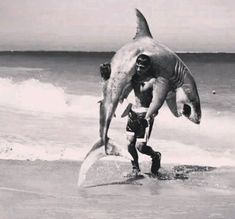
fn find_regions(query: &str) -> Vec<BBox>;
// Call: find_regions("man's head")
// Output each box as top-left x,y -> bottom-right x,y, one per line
135,54 -> 151,76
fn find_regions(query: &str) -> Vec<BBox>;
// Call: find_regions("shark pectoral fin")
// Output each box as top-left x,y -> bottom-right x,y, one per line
78,139 -> 106,187
146,77 -> 170,118
121,103 -> 132,118
106,139 -> 132,160
166,91 -> 180,117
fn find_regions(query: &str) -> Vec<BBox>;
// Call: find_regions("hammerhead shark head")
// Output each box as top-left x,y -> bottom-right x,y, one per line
78,9 -> 201,186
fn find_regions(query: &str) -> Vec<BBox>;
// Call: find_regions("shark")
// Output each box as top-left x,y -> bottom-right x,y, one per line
78,9 -> 201,186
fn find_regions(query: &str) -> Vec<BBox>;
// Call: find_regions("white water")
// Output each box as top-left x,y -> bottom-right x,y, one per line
0,77 -> 234,167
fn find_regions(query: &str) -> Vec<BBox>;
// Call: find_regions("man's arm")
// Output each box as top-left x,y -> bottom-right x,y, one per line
140,78 -> 156,92
119,82 -> 133,103
145,76 -> 170,119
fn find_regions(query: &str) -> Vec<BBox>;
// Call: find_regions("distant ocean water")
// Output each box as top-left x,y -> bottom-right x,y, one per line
0,52 -> 234,167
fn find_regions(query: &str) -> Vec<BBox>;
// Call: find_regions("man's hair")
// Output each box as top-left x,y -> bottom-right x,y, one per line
136,54 -> 151,67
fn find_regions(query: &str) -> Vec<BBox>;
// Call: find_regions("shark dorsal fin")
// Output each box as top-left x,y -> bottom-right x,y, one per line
134,9 -> 153,39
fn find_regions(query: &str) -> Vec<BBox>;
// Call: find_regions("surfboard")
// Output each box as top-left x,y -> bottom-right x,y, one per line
84,165 -> 216,188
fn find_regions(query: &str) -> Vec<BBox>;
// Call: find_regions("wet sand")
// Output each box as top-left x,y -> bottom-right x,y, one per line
0,159 -> 235,219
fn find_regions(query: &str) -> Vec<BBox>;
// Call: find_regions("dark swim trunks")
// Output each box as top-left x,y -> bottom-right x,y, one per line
126,109 -> 154,141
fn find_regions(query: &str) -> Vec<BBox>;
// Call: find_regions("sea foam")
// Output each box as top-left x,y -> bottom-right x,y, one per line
0,77 -> 234,166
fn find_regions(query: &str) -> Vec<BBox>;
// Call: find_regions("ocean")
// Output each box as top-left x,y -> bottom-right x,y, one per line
0,51 -> 234,167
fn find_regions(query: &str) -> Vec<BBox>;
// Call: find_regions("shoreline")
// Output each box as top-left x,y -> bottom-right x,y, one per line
0,159 -> 235,219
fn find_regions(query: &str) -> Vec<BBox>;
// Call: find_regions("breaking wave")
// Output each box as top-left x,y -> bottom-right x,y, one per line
0,77 -> 100,116
0,77 -> 234,167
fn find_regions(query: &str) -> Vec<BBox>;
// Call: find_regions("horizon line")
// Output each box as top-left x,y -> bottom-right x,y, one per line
0,50 -> 235,54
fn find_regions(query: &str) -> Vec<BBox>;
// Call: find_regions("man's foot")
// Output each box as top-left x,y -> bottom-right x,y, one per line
151,152 -> 161,175
124,167 -> 141,178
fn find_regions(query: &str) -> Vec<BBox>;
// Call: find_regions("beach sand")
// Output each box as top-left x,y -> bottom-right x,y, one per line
0,159 -> 235,219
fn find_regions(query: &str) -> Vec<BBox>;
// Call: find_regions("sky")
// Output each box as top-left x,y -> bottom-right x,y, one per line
0,0 -> 235,52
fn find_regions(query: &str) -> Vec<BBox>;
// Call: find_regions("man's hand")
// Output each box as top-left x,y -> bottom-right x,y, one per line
139,118 -> 149,128
100,63 -> 111,81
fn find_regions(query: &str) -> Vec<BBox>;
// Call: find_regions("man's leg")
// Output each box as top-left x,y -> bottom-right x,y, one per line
126,133 -> 140,175
135,117 -> 161,175
136,142 -> 161,175
126,112 -> 141,176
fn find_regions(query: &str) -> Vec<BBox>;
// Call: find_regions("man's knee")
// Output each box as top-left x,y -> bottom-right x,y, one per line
136,142 -> 146,153
126,133 -> 135,142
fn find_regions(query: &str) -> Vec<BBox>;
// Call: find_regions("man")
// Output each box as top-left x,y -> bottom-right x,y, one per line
100,54 -> 161,176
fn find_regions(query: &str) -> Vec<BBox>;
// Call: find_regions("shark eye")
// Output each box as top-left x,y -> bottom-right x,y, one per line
183,104 -> 191,117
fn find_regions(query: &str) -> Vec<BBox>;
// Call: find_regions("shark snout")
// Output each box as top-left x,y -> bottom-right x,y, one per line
188,114 -> 201,124
182,102 -> 201,124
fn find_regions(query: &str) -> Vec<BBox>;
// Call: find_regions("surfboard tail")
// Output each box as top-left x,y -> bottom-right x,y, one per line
78,138 -> 132,187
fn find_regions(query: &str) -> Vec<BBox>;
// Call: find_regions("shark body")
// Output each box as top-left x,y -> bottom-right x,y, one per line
78,9 -> 201,186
